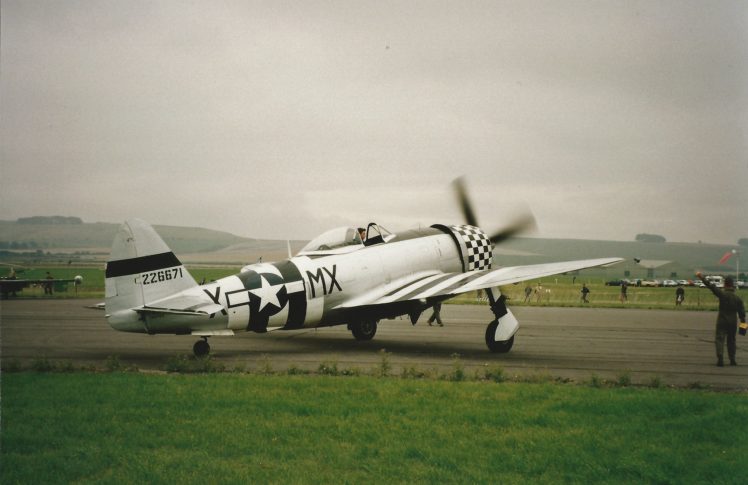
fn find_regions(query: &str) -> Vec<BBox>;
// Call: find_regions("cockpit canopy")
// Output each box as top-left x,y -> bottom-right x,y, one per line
300,226 -> 362,253
298,223 -> 394,256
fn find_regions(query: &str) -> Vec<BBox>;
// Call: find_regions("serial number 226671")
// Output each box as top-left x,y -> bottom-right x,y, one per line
141,267 -> 183,285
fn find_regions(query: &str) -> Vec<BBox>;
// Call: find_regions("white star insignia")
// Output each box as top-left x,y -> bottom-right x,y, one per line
248,275 -> 283,312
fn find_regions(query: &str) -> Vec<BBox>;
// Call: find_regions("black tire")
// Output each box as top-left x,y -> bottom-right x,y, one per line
485,320 -> 514,353
350,320 -> 378,341
193,339 -> 210,357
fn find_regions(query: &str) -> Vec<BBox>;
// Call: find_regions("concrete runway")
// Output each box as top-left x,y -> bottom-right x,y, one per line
2,298 -> 746,389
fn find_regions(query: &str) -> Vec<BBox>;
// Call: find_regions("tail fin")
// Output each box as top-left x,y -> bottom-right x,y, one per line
105,219 -> 198,314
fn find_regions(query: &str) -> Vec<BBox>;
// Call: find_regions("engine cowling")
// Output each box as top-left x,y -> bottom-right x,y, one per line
432,224 -> 492,272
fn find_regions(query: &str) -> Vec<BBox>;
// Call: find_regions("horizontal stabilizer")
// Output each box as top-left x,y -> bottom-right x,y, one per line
191,329 -> 235,337
135,303 -> 224,316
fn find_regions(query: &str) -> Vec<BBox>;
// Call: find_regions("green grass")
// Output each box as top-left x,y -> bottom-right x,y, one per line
2,373 -> 747,484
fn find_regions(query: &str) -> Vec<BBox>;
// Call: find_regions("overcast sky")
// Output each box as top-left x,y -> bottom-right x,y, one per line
1,0 -> 746,244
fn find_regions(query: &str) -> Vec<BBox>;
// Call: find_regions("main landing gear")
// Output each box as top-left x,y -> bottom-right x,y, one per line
349,320 -> 378,341
484,291 -> 515,353
193,337 -> 210,357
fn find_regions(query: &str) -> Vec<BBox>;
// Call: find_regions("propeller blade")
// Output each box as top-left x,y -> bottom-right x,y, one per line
452,176 -> 536,244
452,177 -> 479,227
488,213 -> 537,245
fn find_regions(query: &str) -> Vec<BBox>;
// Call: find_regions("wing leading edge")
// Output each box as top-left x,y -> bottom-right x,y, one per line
335,257 -> 623,308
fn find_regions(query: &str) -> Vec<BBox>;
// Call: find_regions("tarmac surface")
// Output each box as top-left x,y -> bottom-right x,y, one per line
2,298 -> 746,389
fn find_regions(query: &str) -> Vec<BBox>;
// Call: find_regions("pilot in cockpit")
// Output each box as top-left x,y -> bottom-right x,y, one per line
357,227 -> 366,243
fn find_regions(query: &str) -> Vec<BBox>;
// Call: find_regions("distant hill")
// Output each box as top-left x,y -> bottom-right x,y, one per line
0,218 -> 742,278
17,216 -> 83,225
0,219 -> 254,254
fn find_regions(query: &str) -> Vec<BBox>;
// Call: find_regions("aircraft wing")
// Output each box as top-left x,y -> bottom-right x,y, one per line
0,279 -> 30,288
335,257 -> 623,308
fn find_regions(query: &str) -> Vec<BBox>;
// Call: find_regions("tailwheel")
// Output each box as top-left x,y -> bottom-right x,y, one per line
193,337 -> 210,357
350,320 -> 378,341
485,320 -> 514,353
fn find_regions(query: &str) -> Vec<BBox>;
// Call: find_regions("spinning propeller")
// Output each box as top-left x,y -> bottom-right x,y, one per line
452,177 -> 537,245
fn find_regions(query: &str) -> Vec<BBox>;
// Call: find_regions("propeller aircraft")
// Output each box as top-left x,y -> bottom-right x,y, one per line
1,270 -> 82,298
104,180 -> 622,356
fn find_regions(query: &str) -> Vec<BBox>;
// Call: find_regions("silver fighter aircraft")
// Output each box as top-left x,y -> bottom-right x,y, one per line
105,181 -> 622,356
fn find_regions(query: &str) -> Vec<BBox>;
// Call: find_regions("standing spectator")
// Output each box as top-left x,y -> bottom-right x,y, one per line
44,272 -> 54,295
580,284 -> 590,303
675,285 -> 685,306
523,285 -> 533,303
533,285 -> 551,303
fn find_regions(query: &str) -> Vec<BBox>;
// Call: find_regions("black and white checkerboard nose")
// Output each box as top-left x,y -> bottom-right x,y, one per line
450,225 -> 492,271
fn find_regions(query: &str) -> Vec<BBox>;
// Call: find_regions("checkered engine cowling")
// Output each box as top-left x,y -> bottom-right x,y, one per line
448,225 -> 492,271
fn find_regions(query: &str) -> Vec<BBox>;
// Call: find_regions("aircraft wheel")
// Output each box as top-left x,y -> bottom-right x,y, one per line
351,320 -> 378,341
193,339 -> 210,357
485,320 -> 514,353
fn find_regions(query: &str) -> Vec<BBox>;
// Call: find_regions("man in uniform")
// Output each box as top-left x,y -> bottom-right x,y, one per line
696,272 -> 745,366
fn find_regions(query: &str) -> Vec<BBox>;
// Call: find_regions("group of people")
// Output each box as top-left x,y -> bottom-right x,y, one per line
532,275 -> 745,368
579,274 -> 745,367
619,280 -> 685,305
523,284 -> 552,303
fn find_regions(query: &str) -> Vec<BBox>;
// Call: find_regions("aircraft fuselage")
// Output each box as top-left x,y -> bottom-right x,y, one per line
108,228 -> 466,335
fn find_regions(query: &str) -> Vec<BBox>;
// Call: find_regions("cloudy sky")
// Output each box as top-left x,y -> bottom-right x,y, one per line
1,0 -> 746,244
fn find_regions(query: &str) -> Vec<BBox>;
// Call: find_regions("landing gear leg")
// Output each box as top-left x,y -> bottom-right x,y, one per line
486,289 -> 508,321
193,337 -> 210,357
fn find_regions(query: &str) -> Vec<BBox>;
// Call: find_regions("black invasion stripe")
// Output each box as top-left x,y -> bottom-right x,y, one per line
276,260 -> 307,330
382,273 -> 441,298
105,252 -> 182,278
437,271 -> 487,295
395,273 -> 460,302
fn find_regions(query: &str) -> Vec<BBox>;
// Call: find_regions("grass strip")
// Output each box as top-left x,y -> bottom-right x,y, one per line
2,373 -> 747,484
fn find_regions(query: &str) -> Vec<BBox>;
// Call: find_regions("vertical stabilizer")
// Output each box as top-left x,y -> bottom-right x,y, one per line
105,219 -> 198,315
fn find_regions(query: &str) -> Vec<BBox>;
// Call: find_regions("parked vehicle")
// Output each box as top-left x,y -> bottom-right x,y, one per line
640,280 -> 660,287
705,275 -> 724,288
